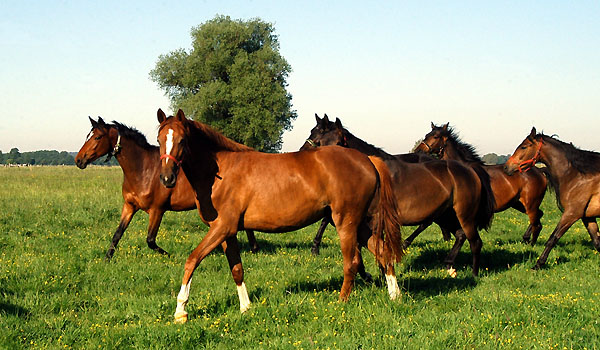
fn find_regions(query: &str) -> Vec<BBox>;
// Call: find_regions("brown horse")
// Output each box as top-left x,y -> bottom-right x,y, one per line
505,127 -> 600,269
157,109 -> 404,323
75,117 -> 260,260
301,115 -> 495,278
416,123 -> 547,245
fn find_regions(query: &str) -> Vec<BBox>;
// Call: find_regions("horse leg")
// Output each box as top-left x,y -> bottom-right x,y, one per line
245,230 -> 260,253
332,215 -> 361,301
443,229 -> 466,278
403,222 -> 429,249
582,218 -> 600,252
441,226 -> 452,241
311,217 -> 331,255
533,213 -> 579,270
364,230 -> 401,300
174,223 -> 237,323
222,236 -> 250,313
525,209 -> 544,245
146,209 -> 169,256
105,202 -> 137,261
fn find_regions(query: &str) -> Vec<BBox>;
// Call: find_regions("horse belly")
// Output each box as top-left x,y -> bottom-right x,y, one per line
243,201 -> 326,233
397,185 -> 450,224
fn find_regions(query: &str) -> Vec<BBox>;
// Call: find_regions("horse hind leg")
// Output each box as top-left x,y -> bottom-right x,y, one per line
245,230 -> 260,253
363,225 -> 401,300
311,217 -> 331,255
582,218 -> 600,252
222,236 -> 250,313
523,209 -> 543,245
444,230 -> 466,278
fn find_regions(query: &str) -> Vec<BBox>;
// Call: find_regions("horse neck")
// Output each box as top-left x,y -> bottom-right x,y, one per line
441,140 -> 469,163
539,141 -> 576,183
345,132 -> 391,159
111,131 -> 157,184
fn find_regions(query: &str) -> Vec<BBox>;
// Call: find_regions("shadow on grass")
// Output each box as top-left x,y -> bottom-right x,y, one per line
0,288 -> 30,318
239,237 -> 324,255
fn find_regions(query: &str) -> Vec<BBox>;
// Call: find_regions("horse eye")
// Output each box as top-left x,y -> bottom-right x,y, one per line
94,136 -> 102,140
520,146 -> 528,150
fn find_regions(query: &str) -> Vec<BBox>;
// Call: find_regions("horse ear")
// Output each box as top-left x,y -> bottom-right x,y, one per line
157,108 -> 166,123
175,109 -> 186,121
314,113 -> 321,124
97,116 -> 106,126
530,127 -> 537,138
89,116 -> 98,128
335,117 -> 343,130
431,122 -> 435,129
442,123 -> 449,131
323,114 -> 330,124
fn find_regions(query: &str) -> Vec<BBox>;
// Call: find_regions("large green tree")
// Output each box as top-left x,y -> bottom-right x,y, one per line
150,15 -> 296,152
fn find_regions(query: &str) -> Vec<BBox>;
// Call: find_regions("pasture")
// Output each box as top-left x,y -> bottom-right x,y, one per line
1,166 -> 599,349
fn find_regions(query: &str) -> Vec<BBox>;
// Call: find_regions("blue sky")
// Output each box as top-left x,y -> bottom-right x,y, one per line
1,1 -> 598,155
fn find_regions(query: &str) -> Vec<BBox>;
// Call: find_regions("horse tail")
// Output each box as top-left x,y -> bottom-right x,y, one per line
472,164 -> 495,231
368,155 -> 404,264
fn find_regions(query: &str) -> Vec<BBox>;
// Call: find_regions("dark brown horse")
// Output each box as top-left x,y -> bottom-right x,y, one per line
505,127 -> 600,269
157,109 -> 404,323
416,123 -> 547,245
75,117 -> 260,260
301,115 -> 495,278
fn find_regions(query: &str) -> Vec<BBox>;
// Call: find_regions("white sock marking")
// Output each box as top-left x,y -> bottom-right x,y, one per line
237,282 -> 251,313
165,129 -> 174,164
385,273 -> 401,300
174,279 -> 191,319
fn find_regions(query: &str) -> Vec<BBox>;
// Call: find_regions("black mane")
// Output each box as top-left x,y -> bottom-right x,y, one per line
540,134 -> 600,174
111,121 -> 156,151
444,126 -> 484,164
342,129 -> 396,161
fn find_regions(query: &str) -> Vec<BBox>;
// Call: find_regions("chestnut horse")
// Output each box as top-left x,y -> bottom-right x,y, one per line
505,127 -> 600,269
301,115 -> 495,278
75,117 -> 260,260
416,123 -> 547,245
157,109 -> 403,323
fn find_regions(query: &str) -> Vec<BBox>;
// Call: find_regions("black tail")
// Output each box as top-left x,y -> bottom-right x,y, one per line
472,165 -> 495,231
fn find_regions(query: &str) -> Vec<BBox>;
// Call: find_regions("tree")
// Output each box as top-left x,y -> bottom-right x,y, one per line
150,15 -> 297,152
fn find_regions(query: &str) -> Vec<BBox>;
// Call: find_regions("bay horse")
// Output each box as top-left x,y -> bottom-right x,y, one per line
157,109 -> 404,323
415,123 -> 547,245
75,117 -> 260,260
301,114 -> 495,278
505,127 -> 600,269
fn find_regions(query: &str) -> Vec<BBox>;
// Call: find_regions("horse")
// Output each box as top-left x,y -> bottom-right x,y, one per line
75,116 -> 260,260
301,114 -> 495,278
504,127 -> 600,269
157,109 -> 404,323
415,123 -> 547,245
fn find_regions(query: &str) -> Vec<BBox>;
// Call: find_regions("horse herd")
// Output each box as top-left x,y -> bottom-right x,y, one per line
75,109 -> 600,323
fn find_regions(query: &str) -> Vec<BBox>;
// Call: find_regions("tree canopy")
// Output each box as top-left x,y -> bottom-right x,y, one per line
150,15 -> 296,152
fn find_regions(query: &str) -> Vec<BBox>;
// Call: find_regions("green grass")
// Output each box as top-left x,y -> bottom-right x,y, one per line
1,166 -> 599,349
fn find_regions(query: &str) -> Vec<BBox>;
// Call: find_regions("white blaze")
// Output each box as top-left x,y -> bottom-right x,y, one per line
237,282 -> 251,313
165,129 -> 174,164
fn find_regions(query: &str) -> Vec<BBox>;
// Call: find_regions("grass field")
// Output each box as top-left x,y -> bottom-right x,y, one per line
1,166 -> 599,349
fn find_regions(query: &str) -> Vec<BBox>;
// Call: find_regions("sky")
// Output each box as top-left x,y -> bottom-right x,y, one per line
1,1 -> 599,156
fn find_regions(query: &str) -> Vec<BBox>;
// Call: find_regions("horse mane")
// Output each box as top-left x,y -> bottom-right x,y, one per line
342,128 -> 396,161
443,126 -> 484,164
189,119 -> 254,153
540,134 -> 600,174
110,121 -> 156,151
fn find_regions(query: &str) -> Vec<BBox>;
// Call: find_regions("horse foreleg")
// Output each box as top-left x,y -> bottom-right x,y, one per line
174,225 -> 235,323
105,203 -> 137,261
146,209 -> 169,256
582,218 -> 600,252
311,217 -> 331,255
245,230 -> 260,253
533,213 -> 579,270
523,206 -> 544,246
222,236 -> 250,313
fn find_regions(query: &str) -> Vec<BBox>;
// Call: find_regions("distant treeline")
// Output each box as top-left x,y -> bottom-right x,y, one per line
0,147 -> 510,166
0,148 -> 117,166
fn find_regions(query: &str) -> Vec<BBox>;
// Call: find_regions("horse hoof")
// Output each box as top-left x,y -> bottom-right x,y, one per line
447,267 -> 457,278
311,248 -> 320,256
532,263 -> 542,271
174,311 -> 188,324
240,303 -> 251,313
